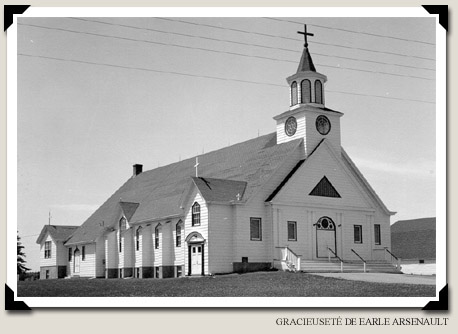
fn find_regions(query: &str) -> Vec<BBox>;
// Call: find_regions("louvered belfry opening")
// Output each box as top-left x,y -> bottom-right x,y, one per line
309,176 -> 341,198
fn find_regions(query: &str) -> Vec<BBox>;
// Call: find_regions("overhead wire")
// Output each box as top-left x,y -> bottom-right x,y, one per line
18,23 -> 434,81
18,53 -> 435,105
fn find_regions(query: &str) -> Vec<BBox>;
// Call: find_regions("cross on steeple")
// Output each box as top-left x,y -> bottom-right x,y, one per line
297,24 -> 314,48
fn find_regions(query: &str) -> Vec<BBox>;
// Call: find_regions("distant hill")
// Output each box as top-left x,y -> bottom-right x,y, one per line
391,217 -> 435,261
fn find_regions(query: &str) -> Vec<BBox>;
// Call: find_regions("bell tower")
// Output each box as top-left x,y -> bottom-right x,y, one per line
274,24 -> 343,158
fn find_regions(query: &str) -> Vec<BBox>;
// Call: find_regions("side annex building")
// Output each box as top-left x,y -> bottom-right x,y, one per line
37,26 -> 397,280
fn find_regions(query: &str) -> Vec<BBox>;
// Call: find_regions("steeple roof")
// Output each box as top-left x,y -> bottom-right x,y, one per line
296,47 -> 316,73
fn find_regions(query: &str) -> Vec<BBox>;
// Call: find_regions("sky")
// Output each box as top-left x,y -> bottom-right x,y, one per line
15,14 -> 437,271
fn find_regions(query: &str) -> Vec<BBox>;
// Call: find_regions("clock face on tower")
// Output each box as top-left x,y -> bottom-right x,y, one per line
316,115 -> 331,135
284,116 -> 297,137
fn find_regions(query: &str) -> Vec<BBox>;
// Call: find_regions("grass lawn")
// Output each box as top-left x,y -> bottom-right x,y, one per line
17,271 -> 435,297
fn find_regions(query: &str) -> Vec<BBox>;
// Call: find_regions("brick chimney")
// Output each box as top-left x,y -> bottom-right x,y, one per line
133,164 -> 143,177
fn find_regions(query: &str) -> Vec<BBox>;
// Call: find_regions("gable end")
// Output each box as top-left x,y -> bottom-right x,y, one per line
309,176 -> 341,198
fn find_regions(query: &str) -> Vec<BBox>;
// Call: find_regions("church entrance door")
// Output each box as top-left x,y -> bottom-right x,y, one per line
191,245 -> 203,275
315,217 -> 337,258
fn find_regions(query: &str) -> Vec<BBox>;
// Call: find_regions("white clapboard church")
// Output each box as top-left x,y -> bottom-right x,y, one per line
37,25 -> 399,280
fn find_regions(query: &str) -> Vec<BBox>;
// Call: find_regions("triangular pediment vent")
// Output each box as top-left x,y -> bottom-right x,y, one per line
309,176 -> 341,198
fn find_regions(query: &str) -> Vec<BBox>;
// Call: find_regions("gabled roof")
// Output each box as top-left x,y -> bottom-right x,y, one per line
265,139 -> 393,216
65,132 -> 302,245
391,217 -> 436,233
297,47 -> 316,72
36,225 -> 79,244
119,201 -> 140,221
192,177 -> 247,203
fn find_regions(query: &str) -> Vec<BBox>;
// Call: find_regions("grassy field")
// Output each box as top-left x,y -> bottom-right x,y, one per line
17,271 -> 435,297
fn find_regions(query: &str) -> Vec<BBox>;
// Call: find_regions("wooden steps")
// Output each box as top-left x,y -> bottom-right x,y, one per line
300,260 -> 402,274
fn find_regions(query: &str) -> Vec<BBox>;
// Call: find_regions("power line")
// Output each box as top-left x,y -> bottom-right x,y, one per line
264,17 -> 435,46
18,52 -> 435,105
69,17 -> 435,72
153,17 -> 436,61
18,23 -> 434,81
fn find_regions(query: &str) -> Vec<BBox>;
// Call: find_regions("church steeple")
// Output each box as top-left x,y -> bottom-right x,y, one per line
286,25 -> 327,109
274,24 -> 343,158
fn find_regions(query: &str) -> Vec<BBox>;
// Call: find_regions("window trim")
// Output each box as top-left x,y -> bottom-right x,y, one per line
136,226 -> 142,251
44,241 -> 51,259
315,80 -> 323,104
176,220 -> 183,247
119,217 -> 127,231
374,224 -> 381,245
287,221 -> 297,241
354,225 -> 363,244
300,79 -> 311,104
291,81 -> 298,106
192,202 -> 201,226
155,224 -> 161,249
250,217 -> 262,241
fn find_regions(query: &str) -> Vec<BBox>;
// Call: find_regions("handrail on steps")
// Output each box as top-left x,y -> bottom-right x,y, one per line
275,246 -> 302,271
327,247 -> 344,272
350,249 -> 366,273
384,248 -> 401,270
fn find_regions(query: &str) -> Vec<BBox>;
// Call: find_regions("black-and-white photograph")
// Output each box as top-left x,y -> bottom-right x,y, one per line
7,7 -> 445,308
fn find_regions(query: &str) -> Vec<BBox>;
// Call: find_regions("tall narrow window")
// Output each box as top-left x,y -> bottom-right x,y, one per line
287,221 -> 297,241
301,79 -> 311,103
291,81 -> 298,106
354,225 -> 363,244
68,247 -> 72,261
250,218 -> 262,241
176,220 -> 182,247
374,224 -> 381,245
192,202 -> 201,226
82,245 -> 86,261
119,217 -> 126,231
44,241 -> 51,259
136,226 -> 142,251
315,80 -> 323,104
155,224 -> 161,249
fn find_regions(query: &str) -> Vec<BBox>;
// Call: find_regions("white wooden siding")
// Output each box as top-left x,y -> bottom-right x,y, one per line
183,191 -> 208,275
276,113 -> 306,146
305,112 -> 341,156
123,228 -> 134,268
208,204 -> 234,273
232,144 -> 304,264
173,221 -> 185,266
95,237 -> 106,277
153,222 -> 163,266
161,222 -> 174,265
56,241 -> 67,266
39,234 -> 57,267
78,243 -> 96,277
142,225 -> 153,267
105,231 -> 118,269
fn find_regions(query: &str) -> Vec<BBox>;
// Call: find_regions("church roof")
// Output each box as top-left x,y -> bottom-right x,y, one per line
36,225 -> 79,244
192,177 -> 247,203
297,47 -> 316,73
391,217 -> 436,233
65,133 -> 302,245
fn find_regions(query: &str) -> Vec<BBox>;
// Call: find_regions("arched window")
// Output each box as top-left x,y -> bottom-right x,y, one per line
315,80 -> 323,104
136,226 -> 142,251
176,220 -> 183,247
291,81 -> 298,106
192,202 -> 201,226
301,79 -> 311,103
119,217 -> 126,231
155,224 -> 161,249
